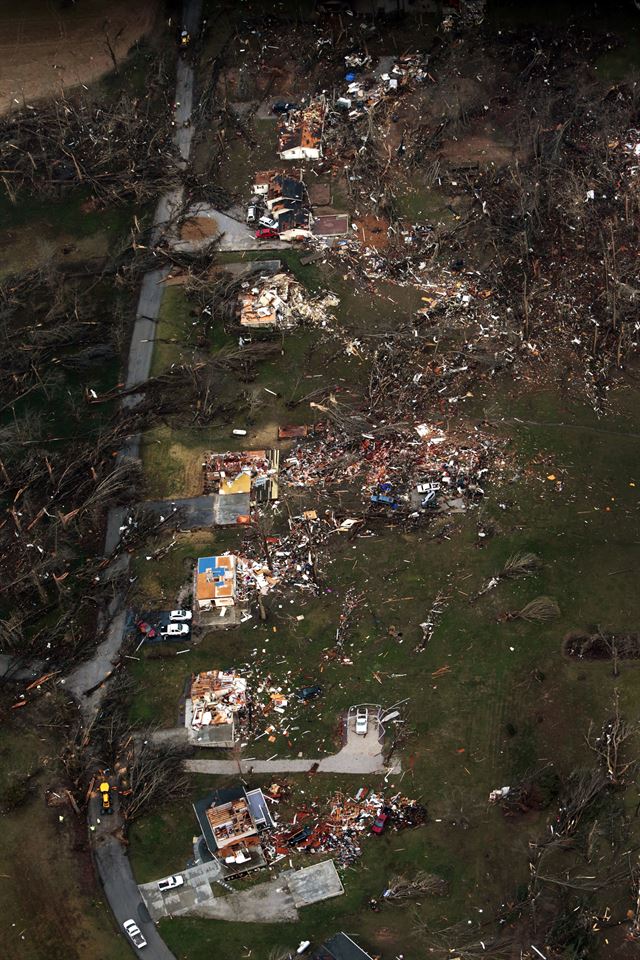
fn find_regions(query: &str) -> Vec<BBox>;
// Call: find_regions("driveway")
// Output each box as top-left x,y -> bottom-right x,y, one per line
139,859 -> 343,923
184,714 -> 400,775
173,203 -> 289,253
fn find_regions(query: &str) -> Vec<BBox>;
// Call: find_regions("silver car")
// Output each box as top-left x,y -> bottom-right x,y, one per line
169,609 -> 192,621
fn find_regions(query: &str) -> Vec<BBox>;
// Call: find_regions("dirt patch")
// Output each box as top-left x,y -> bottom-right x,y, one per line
0,224 -> 109,279
309,181 -> 332,206
438,123 -> 517,169
0,0 -> 157,114
180,216 -> 219,242
353,213 -> 391,251
562,630 -> 640,661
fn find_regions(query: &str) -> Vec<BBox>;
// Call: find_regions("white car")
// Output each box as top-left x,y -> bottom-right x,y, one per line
169,609 -> 192,621
123,919 -> 147,949
355,707 -> 368,736
160,623 -> 190,637
158,874 -> 184,892
259,215 -> 278,229
416,481 -> 441,494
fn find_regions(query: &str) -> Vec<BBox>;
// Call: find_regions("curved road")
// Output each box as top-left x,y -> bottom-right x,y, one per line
77,2 -> 202,957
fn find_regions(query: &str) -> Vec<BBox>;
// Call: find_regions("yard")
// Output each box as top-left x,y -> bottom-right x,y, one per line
127,357 -> 640,958
0,705 -> 131,960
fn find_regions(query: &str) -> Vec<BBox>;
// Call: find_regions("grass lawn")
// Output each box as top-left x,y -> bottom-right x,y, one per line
127,368 -> 640,959
0,705 -> 130,960
151,287 -> 199,378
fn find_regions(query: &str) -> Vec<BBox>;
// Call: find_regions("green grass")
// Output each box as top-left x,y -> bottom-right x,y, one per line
0,190 -> 138,240
151,286 -> 198,377
217,119 -> 280,198
127,371 -> 640,959
0,709 -> 130,960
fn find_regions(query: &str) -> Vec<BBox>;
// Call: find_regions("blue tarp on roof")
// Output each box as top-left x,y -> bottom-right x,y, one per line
197,557 -> 226,578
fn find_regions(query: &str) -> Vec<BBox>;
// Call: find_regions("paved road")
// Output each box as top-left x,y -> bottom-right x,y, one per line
78,4 -> 203,957
70,0 -> 205,723
90,792 -> 175,959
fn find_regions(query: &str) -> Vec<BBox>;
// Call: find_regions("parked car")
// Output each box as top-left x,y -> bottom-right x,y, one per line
123,919 -> 147,949
246,203 -> 259,224
99,781 -> 113,815
169,609 -> 192,621
272,100 -> 299,114
255,227 -> 279,240
135,620 -> 156,638
355,707 -> 368,736
259,215 -> 279,229
160,623 -> 190,637
295,685 -> 323,702
158,874 -> 184,892
371,810 -> 390,835
287,824 -> 312,845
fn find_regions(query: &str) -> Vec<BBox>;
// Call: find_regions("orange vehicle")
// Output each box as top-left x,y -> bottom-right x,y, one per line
99,781 -> 113,815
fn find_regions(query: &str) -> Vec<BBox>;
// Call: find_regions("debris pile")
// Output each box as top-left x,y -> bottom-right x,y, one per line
202,449 -> 279,500
281,413 -> 504,516
188,670 -> 248,731
265,789 -> 428,866
335,53 -> 432,122
237,272 -> 339,331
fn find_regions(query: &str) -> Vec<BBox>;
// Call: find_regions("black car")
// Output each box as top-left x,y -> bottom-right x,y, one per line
287,824 -> 313,845
295,685 -> 323,702
272,100 -> 299,115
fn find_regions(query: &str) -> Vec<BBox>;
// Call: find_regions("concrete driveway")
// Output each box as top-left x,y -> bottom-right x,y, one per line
173,203 -> 289,253
184,714 -> 400,775
139,859 -> 343,923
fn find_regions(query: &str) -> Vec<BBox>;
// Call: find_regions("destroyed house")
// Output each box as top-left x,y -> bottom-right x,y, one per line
278,209 -> 313,242
202,449 -> 279,500
311,933 -> 374,960
186,669 -> 247,746
253,169 -> 278,195
195,555 -> 236,609
238,289 -> 283,327
194,785 -> 274,859
279,121 -> 322,160
278,104 -> 324,161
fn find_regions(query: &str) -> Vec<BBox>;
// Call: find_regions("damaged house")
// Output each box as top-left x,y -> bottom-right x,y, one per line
194,785 -> 274,873
253,172 -> 313,240
278,100 -> 325,160
195,555 -> 237,610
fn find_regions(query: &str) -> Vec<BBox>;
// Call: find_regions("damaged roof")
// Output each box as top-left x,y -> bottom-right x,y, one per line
195,555 -> 236,602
